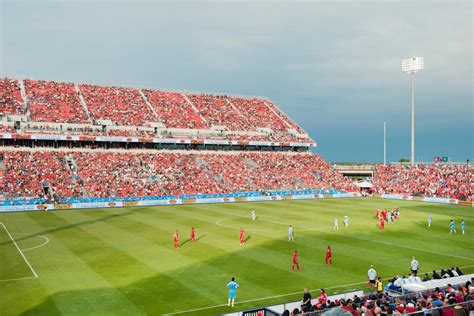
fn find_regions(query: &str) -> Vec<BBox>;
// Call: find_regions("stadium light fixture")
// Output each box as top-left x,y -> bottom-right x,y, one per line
402,57 -> 424,165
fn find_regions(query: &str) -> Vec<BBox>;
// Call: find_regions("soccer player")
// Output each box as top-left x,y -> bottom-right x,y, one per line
190,227 -> 195,242
410,256 -> 419,275
375,209 -> 380,219
461,220 -> 465,234
239,228 -> 245,245
428,214 -> 432,227
251,210 -> 256,221
226,277 -> 239,307
288,224 -> 294,242
173,229 -> 179,248
450,220 -> 456,234
380,216 -> 385,229
387,211 -> 392,224
344,214 -> 349,227
325,245 -> 332,266
292,250 -> 301,271
43,202 -> 48,212
333,217 -> 339,230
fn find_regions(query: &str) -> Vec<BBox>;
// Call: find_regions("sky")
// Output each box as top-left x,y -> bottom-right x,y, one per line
1,0 -> 472,163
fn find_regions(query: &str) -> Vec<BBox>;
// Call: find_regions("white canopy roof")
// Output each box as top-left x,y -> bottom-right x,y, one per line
401,274 -> 473,293
355,181 -> 373,188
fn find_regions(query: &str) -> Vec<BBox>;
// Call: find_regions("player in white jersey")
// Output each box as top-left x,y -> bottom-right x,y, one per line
344,215 -> 349,227
251,210 -> 256,221
333,217 -> 339,230
428,214 -> 432,227
387,211 -> 392,224
288,225 -> 294,242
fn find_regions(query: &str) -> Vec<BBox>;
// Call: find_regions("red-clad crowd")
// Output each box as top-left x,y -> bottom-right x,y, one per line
0,150 -> 356,199
24,79 -> 89,124
2,151 -> 82,199
229,97 -> 289,133
80,84 -> 155,126
142,90 -> 206,129
373,164 -> 473,201
285,278 -> 473,316
1,77 -> 313,143
186,94 -> 252,131
0,78 -> 24,115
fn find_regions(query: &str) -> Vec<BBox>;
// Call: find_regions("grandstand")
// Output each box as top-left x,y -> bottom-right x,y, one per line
1,77 -> 472,205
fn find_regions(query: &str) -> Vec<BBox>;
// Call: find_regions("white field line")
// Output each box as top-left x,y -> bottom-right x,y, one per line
0,222 -> 38,278
165,264 -> 474,315
261,218 -> 474,262
0,276 -> 37,283
12,233 -> 50,252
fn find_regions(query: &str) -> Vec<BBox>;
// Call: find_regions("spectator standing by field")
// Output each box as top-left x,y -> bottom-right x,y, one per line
411,256 -> 419,275
368,265 -> 377,288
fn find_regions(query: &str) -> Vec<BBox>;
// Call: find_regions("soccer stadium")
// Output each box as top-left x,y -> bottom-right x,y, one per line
0,1 -> 472,316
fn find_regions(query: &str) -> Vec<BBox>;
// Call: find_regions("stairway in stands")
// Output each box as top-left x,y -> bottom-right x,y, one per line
243,158 -> 260,191
135,156 -> 169,196
64,155 -> 89,197
75,84 -> 93,124
195,157 -> 230,192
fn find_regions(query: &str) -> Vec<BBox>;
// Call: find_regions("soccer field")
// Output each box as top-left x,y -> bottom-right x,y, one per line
0,198 -> 472,316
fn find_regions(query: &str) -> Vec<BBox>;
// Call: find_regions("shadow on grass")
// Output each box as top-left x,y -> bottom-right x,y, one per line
0,207 -> 145,246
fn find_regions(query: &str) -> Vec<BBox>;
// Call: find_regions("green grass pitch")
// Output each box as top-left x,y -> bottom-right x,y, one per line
0,198 -> 472,315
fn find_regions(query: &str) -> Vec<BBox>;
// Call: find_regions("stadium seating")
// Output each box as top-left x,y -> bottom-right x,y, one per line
0,150 -> 357,199
142,90 -> 206,129
24,79 -> 89,123
1,77 -> 315,143
79,84 -> 156,126
373,164 -> 473,201
186,94 -> 253,131
2,151 -> 82,199
0,78 -> 24,115
285,268 -> 472,315
228,97 -> 290,133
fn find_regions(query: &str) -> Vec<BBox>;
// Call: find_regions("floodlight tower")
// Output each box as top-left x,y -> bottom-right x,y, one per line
402,57 -> 424,165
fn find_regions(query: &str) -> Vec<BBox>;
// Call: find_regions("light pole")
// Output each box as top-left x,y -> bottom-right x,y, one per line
384,122 -> 387,165
402,57 -> 424,165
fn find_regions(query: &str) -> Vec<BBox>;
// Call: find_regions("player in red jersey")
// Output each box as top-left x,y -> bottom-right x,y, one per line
173,229 -> 179,248
325,245 -> 332,266
239,228 -> 245,245
292,250 -> 301,271
375,209 -> 380,219
190,227 -> 196,242
380,217 -> 385,229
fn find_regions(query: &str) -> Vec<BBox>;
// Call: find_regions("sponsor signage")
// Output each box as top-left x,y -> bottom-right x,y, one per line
380,194 -> 413,200
422,197 -> 458,204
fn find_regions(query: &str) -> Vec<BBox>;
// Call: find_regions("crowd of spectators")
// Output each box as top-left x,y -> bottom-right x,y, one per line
229,97 -> 290,134
373,164 -> 473,201
80,84 -> 156,126
24,79 -> 89,124
1,78 -> 24,115
186,93 -> 252,131
1,77 -> 313,143
2,151 -> 82,199
0,150 -> 356,199
142,90 -> 206,129
285,268 -> 472,316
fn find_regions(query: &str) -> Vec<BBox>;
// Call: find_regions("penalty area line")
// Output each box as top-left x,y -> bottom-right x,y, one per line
165,264 -> 474,315
0,222 -> 38,278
